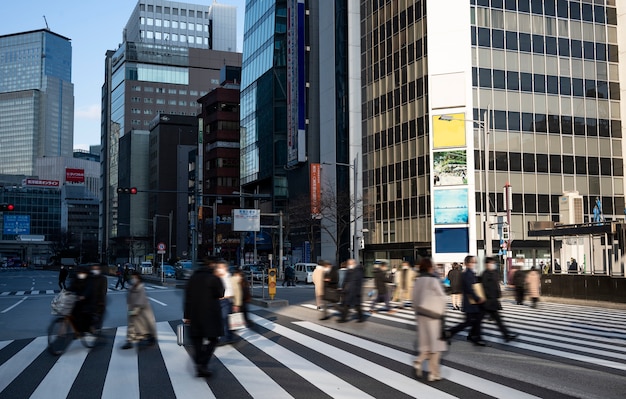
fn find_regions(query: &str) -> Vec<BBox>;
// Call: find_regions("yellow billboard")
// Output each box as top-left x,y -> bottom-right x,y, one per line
433,113 -> 466,148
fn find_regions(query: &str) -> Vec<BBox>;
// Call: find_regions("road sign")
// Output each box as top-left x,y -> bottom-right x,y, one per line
157,242 -> 166,251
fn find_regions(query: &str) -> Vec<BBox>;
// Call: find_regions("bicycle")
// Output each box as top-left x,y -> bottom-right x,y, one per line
47,314 -> 101,355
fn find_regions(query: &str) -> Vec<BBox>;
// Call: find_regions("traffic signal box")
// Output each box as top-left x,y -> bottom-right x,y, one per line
0,203 -> 14,211
117,187 -> 138,194
268,268 -> 277,300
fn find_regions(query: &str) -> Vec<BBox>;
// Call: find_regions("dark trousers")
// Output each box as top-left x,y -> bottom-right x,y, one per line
192,335 -> 218,369
58,280 -> 66,291
220,298 -> 233,341
484,309 -> 509,337
448,311 -> 485,340
340,302 -> 363,321
515,287 -> 525,304
115,275 -> 125,289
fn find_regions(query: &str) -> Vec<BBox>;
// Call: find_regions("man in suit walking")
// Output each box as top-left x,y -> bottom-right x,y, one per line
444,255 -> 486,346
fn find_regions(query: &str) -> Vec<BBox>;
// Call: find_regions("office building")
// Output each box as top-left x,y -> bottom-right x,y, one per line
100,0 -> 242,263
0,29 -> 74,176
359,0 -> 625,267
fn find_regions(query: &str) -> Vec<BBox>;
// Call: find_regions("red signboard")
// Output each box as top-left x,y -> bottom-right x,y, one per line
66,168 -> 85,183
310,163 -> 321,216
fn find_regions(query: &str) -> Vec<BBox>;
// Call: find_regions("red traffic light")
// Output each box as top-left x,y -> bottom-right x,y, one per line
117,187 -> 138,194
129,187 -> 137,194
1,203 -> 14,211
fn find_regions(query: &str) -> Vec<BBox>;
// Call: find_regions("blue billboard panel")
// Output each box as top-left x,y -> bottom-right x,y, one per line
433,188 -> 469,224
3,214 -> 31,235
435,227 -> 469,253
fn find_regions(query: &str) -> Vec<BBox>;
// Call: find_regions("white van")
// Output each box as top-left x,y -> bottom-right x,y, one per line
293,263 -> 317,284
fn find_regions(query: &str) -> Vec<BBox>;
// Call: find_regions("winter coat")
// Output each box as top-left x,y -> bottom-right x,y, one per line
526,270 -> 541,298
373,267 -> 392,295
86,274 -> 108,316
59,268 -> 68,283
127,281 -> 156,340
184,267 -> 225,338
323,266 -> 341,303
513,269 -> 526,288
447,268 -> 463,294
481,269 -> 502,311
341,266 -> 364,307
412,274 -> 447,353
313,266 -> 325,296
461,268 -> 482,314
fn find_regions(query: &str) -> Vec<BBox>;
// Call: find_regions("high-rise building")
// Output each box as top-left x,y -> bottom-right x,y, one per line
360,0 -> 626,267
100,0 -> 241,263
124,0 -> 236,51
0,29 -> 74,176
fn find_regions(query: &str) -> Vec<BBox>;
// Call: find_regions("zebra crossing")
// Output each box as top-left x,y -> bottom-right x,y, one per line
0,284 -> 170,297
0,300 -> 625,398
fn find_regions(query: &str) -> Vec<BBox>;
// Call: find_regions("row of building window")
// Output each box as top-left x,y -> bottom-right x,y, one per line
141,30 -> 209,45
130,98 -> 199,107
472,0 -> 617,25
141,18 -> 208,31
480,151 -> 622,176
364,116 -> 429,153
139,4 -> 208,18
473,67 -> 620,100
473,108 -> 621,138
473,27 -> 618,61
369,0 -> 427,32
131,86 -> 203,96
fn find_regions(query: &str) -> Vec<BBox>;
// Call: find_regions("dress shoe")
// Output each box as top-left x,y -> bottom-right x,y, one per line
471,339 -> 487,346
505,333 -> 519,342
319,316 -> 330,321
427,374 -> 442,382
196,367 -> 212,378
414,361 -> 423,378
337,319 -> 347,323
121,342 -> 133,350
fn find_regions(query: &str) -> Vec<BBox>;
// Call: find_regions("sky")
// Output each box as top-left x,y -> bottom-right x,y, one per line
0,0 -> 246,151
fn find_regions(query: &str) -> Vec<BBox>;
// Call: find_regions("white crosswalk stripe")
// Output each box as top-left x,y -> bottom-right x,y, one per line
1,301 -> 625,398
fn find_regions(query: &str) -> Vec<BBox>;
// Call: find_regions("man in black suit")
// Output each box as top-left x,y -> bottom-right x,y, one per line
444,255 -> 486,346
339,259 -> 364,323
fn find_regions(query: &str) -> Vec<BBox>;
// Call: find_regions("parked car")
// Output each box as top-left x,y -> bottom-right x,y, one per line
158,265 -> 176,278
175,261 -> 195,280
294,263 -> 317,284
240,264 -> 267,282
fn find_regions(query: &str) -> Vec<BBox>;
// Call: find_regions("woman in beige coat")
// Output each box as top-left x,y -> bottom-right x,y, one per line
525,266 -> 541,308
412,258 -> 447,381
392,261 -> 416,307
121,271 -> 157,349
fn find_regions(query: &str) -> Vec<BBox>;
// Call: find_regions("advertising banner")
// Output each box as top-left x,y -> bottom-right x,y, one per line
66,168 -> 85,183
310,163 -> 321,215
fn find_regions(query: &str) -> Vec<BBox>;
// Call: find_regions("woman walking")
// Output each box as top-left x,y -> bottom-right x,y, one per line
447,263 -> 462,310
412,258 -> 447,381
121,271 -> 157,349
526,266 -> 541,308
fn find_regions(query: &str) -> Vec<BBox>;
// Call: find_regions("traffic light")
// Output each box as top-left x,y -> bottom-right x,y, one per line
0,203 -> 14,211
117,187 -> 138,194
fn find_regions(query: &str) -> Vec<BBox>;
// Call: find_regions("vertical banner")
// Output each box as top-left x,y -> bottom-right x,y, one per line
310,163 -> 321,216
286,0 -> 306,167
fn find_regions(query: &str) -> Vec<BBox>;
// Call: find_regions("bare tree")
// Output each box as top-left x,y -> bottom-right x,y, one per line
286,193 -> 320,263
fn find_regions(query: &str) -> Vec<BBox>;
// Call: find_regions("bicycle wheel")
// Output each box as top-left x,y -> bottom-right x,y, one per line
80,328 -> 100,348
47,317 -> 72,355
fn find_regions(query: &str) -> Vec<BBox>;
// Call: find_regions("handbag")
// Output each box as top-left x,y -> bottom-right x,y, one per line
415,279 -> 446,319
176,323 -> 191,346
228,312 -> 246,330
468,283 -> 486,304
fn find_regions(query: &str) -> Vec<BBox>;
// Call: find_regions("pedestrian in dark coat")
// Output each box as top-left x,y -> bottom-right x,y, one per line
370,260 -> 394,313
513,269 -> 526,305
339,259 -> 364,322
447,263 -> 463,310
444,255 -> 486,346
481,257 -> 518,342
86,264 -> 108,330
69,266 -> 91,333
183,259 -> 224,378
58,266 -> 69,290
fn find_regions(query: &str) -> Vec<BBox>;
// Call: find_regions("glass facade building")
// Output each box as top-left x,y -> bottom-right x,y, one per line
0,30 -> 74,176
360,0 -> 624,266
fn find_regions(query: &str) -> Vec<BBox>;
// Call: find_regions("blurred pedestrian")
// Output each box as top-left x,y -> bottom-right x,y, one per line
339,259 -> 364,323
412,258 -> 447,381
481,257 -> 518,342
121,271 -> 157,349
447,262 -> 463,310
283,265 -> 295,286
184,258 -> 224,378
233,269 -> 252,327
215,260 -> 241,345
313,261 -> 329,309
320,262 -> 339,320
513,268 -> 526,305
370,260 -> 394,313
393,261 -> 416,308
444,255 -> 486,346
115,264 -> 125,290
69,266 -> 91,333
87,264 -> 108,331
58,265 -> 68,291
526,266 -> 541,308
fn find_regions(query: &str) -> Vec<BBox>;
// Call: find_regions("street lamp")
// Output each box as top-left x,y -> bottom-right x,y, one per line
321,155 -> 360,265
439,112 -> 493,258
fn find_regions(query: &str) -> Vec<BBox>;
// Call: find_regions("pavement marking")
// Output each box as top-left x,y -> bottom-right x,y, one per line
147,285 -> 168,290
215,344 -> 293,399
15,291 -> 25,296
46,290 -> 54,294
30,341 -> 88,399
102,326 -> 140,399
237,320 -> 374,399
149,297 -> 168,307
0,292 -> 10,296
1,297 -> 27,313
155,321 -> 216,398
301,303 -> 416,325
248,313 -> 454,399
295,321 -> 541,399
0,336 -> 48,392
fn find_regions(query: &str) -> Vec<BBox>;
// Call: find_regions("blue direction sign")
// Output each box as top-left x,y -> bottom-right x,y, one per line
3,215 -> 31,235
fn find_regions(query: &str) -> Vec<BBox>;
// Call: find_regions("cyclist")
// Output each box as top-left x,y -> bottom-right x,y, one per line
68,266 -> 91,333
87,264 -> 108,330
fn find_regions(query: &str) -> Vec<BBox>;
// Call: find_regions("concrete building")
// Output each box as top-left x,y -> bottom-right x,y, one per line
0,29 -> 74,176
359,0 -> 626,270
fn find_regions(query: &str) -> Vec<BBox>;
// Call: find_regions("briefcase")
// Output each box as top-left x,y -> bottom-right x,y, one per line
177,323 -> 191,346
